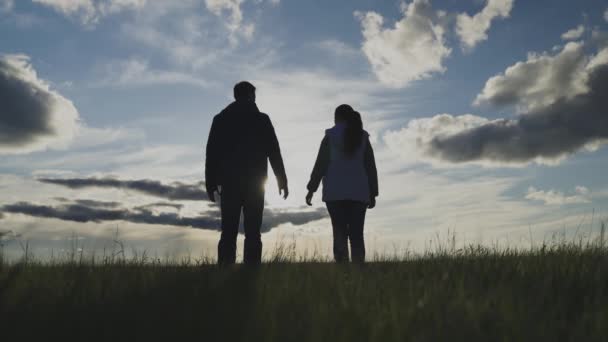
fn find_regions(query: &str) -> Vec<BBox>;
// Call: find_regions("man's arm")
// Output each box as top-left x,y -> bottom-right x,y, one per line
265,116 -> 288,198
205,116 -> 220,201
307,136 -> 329,194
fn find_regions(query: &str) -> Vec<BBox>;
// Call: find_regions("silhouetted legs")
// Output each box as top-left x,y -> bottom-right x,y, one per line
218,185 -> 265,265
218,191 -> 240,264
348,202 -> 367,263
243,190 -> 264,264
326,200 -> 367,263
327,201 -> 349,262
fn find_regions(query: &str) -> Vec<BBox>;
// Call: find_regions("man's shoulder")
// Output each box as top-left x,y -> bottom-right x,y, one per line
213,101 -> 238,119
257,112 -> 272,124
210,113 -> 224,127
213,107 -> 227,119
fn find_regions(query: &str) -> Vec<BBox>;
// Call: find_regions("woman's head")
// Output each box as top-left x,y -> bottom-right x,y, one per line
335,104 -> 353,124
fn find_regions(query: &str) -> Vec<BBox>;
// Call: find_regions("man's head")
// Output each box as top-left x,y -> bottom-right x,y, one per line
234,81 -> 256,102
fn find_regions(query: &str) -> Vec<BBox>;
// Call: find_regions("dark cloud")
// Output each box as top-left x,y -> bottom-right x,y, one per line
134,202 -> 184,211
0,54 -> 79,153
55,197 -> 123,208
1,201 -> 221,231
427,64 -> 608,163
39,177 -> 207,201
30,177 -> 328,231
1,201 -> 327,233
263,208 -> 328,230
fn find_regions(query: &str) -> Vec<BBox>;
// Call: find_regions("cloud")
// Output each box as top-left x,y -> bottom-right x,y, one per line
604,9 -> 608,23
561,25 -> 585,41
1,200 -> 327,233
204,0 -> 280,42
316,40 -> 360,58
204,0 -> 254,43
55,197 -> 123,208
475,42 -> 590,111
384,43 -> 608,165
0,229 -> 21,244
0,0 -> 13,13
262,207 -> 327,232
100,58 -> 210,88
134,202 -> 184,212
526,186 -> 590,205
120,11 -> 221,70
355,0 -> 451,87
0,54 -> 79,154
355,0 -> 514,85
456,0 -> 513,50
118,1 -> 273,69
384,114 -> 490,165
2,201 -> 221,230
38,177 -> 209,201
25,176 -> 330,231
32,0 -> 146,26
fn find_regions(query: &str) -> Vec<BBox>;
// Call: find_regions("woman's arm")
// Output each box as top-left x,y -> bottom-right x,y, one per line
306,135 -> 330,194
364,138 -> 379,198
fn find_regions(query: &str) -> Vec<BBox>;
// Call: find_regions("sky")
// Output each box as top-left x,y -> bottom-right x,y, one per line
1,0 -> 608,261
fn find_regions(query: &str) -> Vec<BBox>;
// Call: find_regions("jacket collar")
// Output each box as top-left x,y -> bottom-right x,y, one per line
223,100 -> 260,115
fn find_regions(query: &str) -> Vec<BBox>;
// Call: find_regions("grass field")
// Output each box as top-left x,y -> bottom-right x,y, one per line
1,240 -> 608,341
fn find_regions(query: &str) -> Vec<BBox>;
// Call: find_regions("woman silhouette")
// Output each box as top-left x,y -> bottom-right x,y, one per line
306,104 -> 378,263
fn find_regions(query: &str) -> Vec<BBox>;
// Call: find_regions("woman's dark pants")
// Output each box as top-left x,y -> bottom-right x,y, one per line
326,200 -> 367,263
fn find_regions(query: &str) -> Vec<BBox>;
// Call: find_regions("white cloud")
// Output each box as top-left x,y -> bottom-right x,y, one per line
474,42 -> 591,111
383,40 -> 608,167
383,113 -> 490,166
604,8 -> 608,23
100,58 -> 210,87
0,0 -> 14,13
204,0 -> 255,43
355,0 -> 451,87
71,125 -> 145,149
561,25 -> 585,41
456,0 -> 513,50
120,1 -> 278,69
121,15 -> 220,69
0,54 -> 80,154
32,0 -> 147,25
316,39 -> 360,58
526,186 -> 590,206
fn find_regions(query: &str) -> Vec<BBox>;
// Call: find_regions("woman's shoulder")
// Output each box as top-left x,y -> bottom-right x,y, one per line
325,126 -> 339,136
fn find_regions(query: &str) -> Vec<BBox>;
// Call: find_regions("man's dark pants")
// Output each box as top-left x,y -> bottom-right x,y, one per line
218,184 -> 265,265
326,200 -> 367,263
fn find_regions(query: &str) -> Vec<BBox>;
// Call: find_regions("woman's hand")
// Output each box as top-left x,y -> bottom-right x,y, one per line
368,196 -> 376,209
305,191 -> 314,206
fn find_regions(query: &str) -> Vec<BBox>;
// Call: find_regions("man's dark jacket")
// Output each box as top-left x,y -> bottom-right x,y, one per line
205,100 -> 287,193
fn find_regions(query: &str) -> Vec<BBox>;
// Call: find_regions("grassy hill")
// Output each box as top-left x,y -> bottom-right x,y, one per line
1,243 -> 608,341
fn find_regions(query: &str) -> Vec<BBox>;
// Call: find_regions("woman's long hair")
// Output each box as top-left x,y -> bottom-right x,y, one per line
334,104 -> 353,123
344,110 -> 364,157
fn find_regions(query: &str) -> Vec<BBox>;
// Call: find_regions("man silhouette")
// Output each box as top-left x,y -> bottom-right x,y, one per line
205,81 -> 288,265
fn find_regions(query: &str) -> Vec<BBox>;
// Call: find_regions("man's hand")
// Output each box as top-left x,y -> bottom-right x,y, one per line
279,185 -> 289,200
368,196 -> 376,209
207,185 -> 218,203
305,191 -> 314,206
